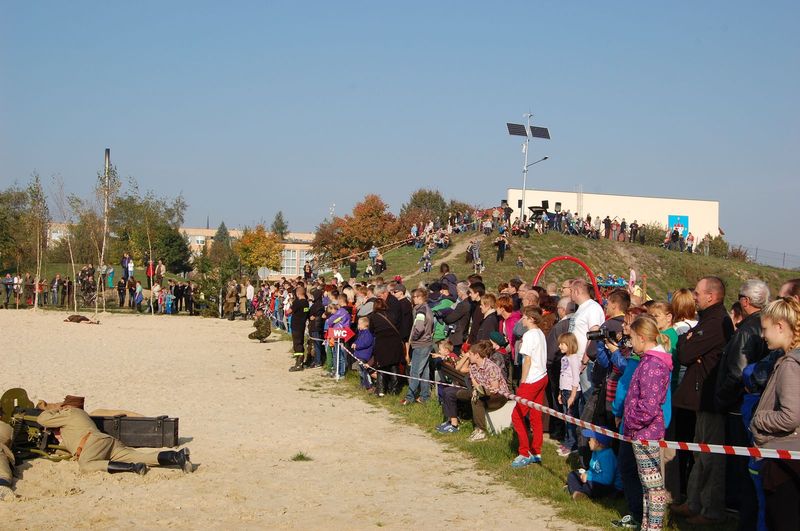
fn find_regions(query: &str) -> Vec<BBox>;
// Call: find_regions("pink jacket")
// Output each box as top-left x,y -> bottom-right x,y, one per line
503,311 -> 522,356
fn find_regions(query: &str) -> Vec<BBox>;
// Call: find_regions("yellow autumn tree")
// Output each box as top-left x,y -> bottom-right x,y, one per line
236,224 -> 283,273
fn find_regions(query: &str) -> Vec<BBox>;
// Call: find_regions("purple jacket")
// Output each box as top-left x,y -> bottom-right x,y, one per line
326,308 -> 351,330
623,347 -> 672,440
353,329 -> 375,362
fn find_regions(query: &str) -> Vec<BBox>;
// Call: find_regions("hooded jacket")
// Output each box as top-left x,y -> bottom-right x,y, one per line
623,346 -> 673,440
750,348 -> 800,451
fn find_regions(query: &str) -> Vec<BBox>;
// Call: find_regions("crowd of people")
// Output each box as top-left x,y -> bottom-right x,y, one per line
245,263 -> 800,531
1,254 -> 196,315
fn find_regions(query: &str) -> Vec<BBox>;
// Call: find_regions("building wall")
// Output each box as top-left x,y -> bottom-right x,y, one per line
506,188 -> 720,239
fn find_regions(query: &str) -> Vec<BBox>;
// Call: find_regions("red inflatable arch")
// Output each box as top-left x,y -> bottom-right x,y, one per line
533,255 -> 603,302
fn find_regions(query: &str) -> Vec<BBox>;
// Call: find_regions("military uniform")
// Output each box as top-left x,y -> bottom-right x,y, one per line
37,407 -> 192,475
248,315 -> 272,342
0,420 -> 14,500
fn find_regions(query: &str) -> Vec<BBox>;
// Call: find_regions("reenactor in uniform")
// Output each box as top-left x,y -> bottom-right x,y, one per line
248,308 -> 272,342
223,280 -> 237,319
237,280 -> 248,319
0,420 -> 14,501
36,402 -> 193,476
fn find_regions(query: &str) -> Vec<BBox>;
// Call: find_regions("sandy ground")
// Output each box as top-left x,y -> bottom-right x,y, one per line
0,310 -> 578,530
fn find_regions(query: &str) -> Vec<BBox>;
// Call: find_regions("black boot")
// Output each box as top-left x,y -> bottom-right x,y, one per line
108,461 -> 148,475
375,373 -> 385,397
289,356 -> 304,372
157,447 -> 193,473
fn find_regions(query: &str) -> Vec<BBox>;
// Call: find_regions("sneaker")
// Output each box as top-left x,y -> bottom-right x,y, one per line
556,445 -> 572,457
436,421 -> 451,430
529,454 -> 542,464
468,429 -> 487,442
611,515 -> 640,529
437,423 -> 459,434
511,454 -> 531,468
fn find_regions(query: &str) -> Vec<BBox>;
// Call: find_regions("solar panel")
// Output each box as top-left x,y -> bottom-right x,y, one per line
506,123 -> 528,137
529,126 -> 551,139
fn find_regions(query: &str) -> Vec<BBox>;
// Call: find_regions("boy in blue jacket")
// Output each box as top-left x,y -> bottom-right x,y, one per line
353,316 -> 375,390
567,430 -> 621,500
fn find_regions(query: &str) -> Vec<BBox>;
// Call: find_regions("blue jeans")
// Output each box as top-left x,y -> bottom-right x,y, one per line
359,366 -> 373,388
310,330 -> 324,366
335,342 -> 347,377
561,389 -> 580,450
405,346 -> 431,402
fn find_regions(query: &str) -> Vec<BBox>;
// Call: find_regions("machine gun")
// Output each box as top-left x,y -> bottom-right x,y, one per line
0,388 -> 71,462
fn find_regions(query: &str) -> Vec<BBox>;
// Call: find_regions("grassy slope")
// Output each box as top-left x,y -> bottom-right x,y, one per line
336,230 -> 795,529
371,231 -> 795,307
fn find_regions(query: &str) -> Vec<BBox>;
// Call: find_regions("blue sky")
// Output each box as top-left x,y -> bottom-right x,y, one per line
1,1 -> 798,253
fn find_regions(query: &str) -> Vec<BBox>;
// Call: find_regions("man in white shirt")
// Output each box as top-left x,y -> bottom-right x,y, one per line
245,279 -> 255,317
569,279 -> 605,395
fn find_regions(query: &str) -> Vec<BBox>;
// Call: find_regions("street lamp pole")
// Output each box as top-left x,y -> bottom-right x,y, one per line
520,112 -> 533,222
507,114 -> 550,223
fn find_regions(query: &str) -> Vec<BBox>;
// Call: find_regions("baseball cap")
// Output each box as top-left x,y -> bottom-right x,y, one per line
581,428 -> 612,447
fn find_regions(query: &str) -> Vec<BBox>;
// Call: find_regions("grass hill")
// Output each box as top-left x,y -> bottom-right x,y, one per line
358,231 -> 796,305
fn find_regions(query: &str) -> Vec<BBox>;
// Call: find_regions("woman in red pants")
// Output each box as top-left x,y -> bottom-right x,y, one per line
510,305 -> 549,468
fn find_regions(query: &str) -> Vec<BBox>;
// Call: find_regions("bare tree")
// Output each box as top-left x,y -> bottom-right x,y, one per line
27,173 -> 50,311
51,176 -> 79,313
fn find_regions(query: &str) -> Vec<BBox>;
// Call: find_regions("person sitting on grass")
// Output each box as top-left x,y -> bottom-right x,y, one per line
353,316 -> 375,391
436,341 -> 508,440
566,429 -> 621,500
431,339 -> 458,402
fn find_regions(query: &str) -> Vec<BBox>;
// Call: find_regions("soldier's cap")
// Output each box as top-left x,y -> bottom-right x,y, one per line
63,395 -> 85,409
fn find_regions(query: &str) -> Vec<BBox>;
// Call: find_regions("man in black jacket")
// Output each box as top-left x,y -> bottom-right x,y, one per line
714,279 -> 770,529
466,282 -> 486,344
308,289 -> 326,367
389,283 -> 413,345
442,282 -> 472,354
672,276 -> 734,526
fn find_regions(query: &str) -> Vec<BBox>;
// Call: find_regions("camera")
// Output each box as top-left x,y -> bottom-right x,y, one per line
587,329 -> 631,348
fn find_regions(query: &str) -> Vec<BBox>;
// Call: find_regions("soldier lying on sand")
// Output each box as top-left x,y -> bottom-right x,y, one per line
36,396 -> 193,475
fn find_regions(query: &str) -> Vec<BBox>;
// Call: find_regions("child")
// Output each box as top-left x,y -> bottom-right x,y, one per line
364,263 -> 374,278
488,331 -> 509,378
557,332 -> 581,457
510,306 -> 549,468
325,302 -> 351,378
516,255 -> 524,268
432,339 -> 458,403
567,430 -> 620,500
352,317 -> 375,390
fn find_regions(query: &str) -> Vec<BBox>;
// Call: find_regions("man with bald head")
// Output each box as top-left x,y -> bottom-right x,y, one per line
778,278 -> 800,302
672,276 -> 734,526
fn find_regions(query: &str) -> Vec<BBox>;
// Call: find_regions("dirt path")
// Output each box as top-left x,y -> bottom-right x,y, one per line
404,233 -> 484,282
1,310 -> 581,529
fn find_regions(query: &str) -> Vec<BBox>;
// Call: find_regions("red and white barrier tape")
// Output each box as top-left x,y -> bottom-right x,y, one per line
502,392 -> 800,461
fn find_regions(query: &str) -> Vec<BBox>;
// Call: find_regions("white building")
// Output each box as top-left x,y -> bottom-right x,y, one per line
506,188 -> 720,239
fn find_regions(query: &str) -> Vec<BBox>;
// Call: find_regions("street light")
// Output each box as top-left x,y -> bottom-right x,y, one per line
507,113 -> 550,222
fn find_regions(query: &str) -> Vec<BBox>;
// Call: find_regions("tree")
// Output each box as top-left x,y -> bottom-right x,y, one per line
311,194 -> 400,268
400,189 -> 448,225
271,211 -> 289,241
154,224 -> 192,273
209,222 -> 234,266
26,173 -> 50,310
0,185 -> 28,270
237,224 -> 283,273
